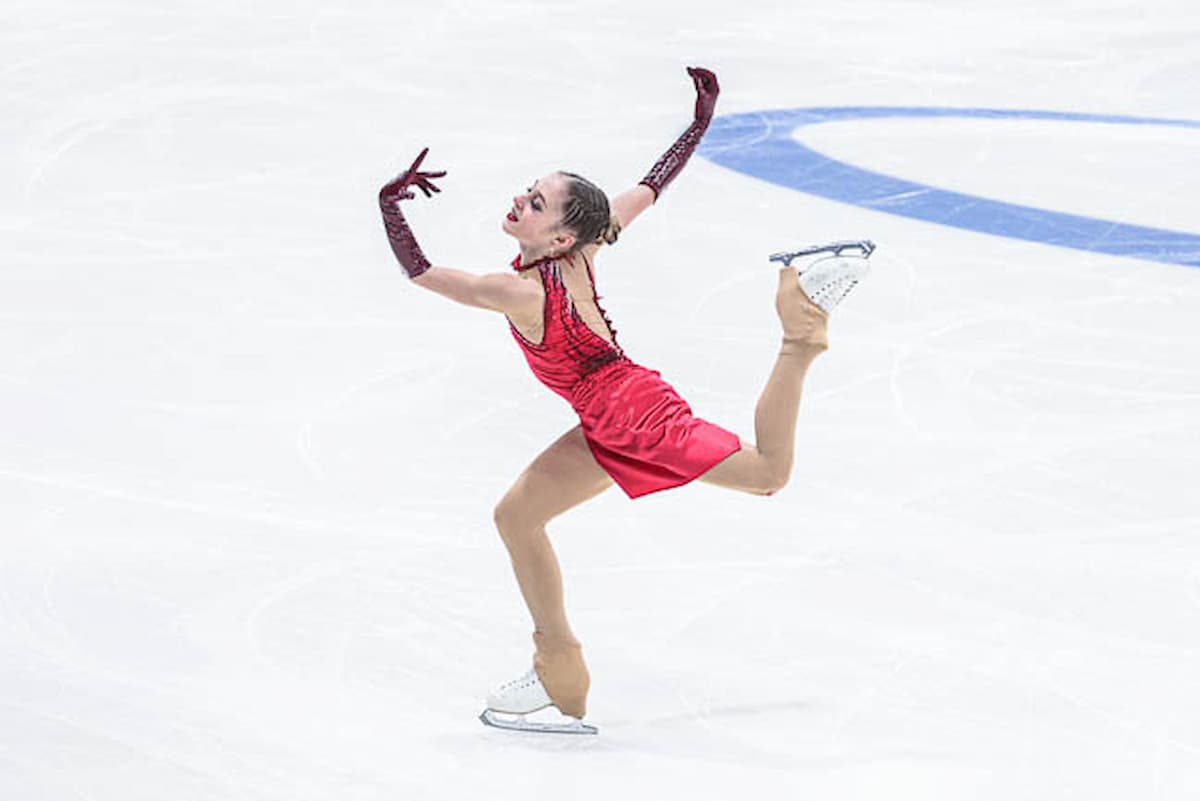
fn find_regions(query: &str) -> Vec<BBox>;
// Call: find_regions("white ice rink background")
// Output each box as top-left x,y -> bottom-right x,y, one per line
3,0 -> 1200,798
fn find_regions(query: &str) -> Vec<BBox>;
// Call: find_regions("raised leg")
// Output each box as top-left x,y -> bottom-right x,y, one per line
699,266 -> 829,496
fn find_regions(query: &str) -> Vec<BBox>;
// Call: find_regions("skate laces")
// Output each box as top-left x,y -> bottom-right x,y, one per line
497,668 -> 540,693
798,255 -> 871,314
769,239 -> 875,315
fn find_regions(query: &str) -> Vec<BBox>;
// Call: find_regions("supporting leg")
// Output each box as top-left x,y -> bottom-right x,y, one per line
493,425 -> 612,639
492,424 -> 613,717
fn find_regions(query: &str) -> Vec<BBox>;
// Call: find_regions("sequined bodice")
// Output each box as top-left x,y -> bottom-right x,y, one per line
506,253 -> 628,403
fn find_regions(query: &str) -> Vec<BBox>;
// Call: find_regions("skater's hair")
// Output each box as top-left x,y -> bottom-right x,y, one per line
557,171 -> 621,251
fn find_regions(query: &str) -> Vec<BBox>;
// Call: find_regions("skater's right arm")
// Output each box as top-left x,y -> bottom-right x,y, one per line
611,66 -> 719,231
608,184 -> 656,232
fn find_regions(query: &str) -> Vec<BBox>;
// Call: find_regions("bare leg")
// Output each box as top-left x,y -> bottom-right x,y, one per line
493,424 -> 612,639
492,425 -> 612,717
699,266 -> 829,495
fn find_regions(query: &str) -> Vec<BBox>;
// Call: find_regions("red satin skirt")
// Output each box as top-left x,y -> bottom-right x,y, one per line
570,359 -> 743,499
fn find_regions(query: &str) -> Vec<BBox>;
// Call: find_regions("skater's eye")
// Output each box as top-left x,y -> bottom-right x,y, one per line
525,185 -> 544,212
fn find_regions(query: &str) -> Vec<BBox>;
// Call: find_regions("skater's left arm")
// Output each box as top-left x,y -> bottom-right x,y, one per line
378,150 -> 537,315
378,147 -> 444,281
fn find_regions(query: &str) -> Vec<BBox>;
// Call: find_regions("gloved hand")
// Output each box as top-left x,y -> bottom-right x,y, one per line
639,66 -> 720,200
379,148 -> 446,278
688,66 -> 720,124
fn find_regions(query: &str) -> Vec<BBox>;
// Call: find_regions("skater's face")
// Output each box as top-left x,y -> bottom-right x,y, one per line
502,172 -> 577,256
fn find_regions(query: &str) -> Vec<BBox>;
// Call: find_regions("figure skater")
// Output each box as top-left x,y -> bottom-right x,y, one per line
377,67 -> 874,734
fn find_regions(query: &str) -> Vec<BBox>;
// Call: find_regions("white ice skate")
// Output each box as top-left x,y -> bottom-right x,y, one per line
769,239 -> 875,313
478,667 -> 598,735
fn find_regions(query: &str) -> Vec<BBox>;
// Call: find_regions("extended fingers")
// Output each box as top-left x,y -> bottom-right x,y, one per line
416,170 -> 446,189
414,174 -> 443,197
383,148 -> 444,200
407,147 -> 430,174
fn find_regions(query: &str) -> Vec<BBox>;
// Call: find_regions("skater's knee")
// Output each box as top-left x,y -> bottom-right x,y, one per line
493,494 -> 539,542
493,498 -> 520,539
760,477 -> 788,496
760,459 -> 792,496
720,450 -> 796,494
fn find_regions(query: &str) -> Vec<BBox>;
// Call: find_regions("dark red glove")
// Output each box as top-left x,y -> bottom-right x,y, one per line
688,66 -> 719,123
379,147 -> 445,279
639,67 -> 720,201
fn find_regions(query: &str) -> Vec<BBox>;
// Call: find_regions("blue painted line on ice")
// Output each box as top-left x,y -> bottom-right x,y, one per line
697,107 -> 1200,267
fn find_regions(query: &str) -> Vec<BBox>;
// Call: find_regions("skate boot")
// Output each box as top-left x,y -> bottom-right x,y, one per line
770,239 -> 875,314
486,666 -> 552,713
478,633 -> 597,735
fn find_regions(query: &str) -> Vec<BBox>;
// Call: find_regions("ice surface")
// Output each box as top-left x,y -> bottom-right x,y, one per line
3,0 -> 1199,799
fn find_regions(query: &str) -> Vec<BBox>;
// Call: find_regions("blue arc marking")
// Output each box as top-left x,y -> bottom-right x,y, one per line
697,107 -> 1200,267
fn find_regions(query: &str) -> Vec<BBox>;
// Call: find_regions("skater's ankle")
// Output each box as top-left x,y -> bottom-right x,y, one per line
533,629 -> 581,649
780,337 -> 828,359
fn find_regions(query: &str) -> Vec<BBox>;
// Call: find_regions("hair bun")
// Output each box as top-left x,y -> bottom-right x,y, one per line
601,214 -> 622,245
559,172 -> 619,251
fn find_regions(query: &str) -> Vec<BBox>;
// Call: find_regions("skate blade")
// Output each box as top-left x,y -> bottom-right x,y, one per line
768,239 -> 876,267
479,709 -> 598,735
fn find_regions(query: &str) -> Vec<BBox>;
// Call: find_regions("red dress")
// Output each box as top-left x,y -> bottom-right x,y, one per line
507,253 -> 742,499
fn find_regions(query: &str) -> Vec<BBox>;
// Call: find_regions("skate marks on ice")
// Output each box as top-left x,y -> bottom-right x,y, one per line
603,697 -> 815,731
698,107 -> 1200,266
